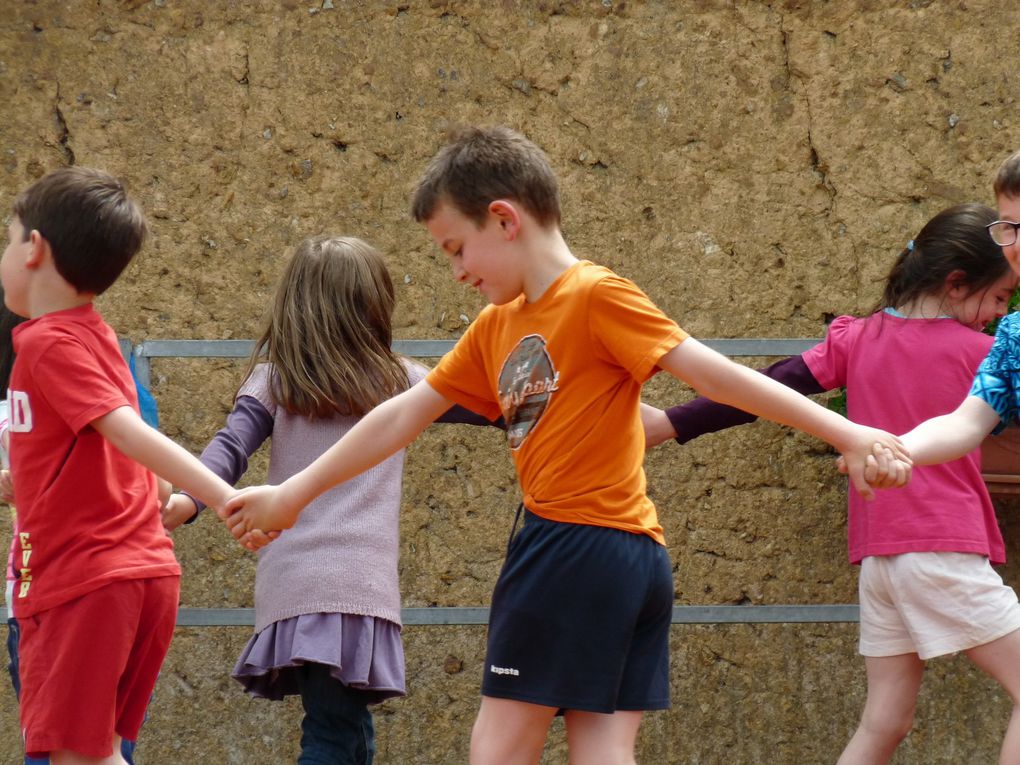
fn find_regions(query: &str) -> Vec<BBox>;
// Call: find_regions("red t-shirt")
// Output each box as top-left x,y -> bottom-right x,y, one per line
427,261 -> 687,544
9,304 -> 179,617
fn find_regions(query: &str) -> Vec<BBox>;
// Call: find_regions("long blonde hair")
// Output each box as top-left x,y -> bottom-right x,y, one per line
243,235 -> 410,418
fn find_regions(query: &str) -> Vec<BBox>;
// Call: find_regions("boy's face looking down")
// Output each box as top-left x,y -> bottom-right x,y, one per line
426,199 -> 524,306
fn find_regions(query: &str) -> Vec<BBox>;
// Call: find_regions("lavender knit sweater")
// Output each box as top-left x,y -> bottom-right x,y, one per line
242,362 -> 423,632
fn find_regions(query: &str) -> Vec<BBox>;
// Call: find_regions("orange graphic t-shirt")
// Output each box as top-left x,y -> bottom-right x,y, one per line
427,261 -> 687,544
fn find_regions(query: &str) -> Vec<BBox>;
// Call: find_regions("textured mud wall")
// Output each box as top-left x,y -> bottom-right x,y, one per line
2,1 -> 1020,762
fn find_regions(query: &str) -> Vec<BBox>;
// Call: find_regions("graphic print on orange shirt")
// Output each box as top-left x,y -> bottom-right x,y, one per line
497,334 -> 560,449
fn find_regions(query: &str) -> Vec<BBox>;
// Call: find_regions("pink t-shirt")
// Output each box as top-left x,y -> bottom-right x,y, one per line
803,312 -> 1003,564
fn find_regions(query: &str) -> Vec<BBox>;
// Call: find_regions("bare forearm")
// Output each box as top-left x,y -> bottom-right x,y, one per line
662,342 -> 855,451
221,381 -> 453,534
94,406 -> 234,508
664,355 -> 825,445
128,428 -> 234,508
281,381 -> 449,509
156,477 -> 172,508
657,340 -> 911,499
901,397 -> 1000,465
281,410 -> 417,508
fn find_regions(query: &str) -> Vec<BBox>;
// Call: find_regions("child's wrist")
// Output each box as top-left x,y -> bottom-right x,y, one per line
172,491 -> 204,524
277,478 -> 308,527
158,489 -> 174,512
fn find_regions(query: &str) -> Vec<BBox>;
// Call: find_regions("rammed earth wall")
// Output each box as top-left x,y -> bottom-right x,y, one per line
2,2 -> 1020,762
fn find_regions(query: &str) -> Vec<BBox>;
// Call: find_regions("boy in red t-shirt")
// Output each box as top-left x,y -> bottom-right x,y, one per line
1,166 -> 234,764
222,126 -> 911,764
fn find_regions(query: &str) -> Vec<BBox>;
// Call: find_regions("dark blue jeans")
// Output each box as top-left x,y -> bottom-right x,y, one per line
297,662 -> 375,765
7,617 -> 137,765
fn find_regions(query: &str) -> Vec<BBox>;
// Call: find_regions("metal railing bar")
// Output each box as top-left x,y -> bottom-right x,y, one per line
0,605 -> 861,626
129,338 -> 819,389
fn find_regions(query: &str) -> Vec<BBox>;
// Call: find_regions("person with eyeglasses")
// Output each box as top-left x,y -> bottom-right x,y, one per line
907,151 -> 1020,458
642,201 -> 1020,764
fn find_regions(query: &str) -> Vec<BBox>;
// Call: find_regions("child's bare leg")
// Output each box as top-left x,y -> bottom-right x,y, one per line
837,653 -> 924,765
51,735 -> 128,765
564,709 -> 643,765
470,696 -> 557,765
965,628 -> 1020,765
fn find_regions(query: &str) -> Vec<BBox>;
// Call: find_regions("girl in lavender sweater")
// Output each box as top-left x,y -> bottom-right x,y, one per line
162,235 -> 499,764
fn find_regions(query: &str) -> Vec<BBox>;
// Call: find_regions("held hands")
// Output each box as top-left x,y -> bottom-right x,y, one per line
219,484 -> 299,552
161,493 -> 198,532
835,427 -> 912,499
640,403 -> 679,448
161,487 -> 284,550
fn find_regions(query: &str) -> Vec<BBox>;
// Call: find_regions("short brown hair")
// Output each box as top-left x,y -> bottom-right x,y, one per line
12,166 -> 147,295
993,150 -> 1020,199
411,125 -> 561,228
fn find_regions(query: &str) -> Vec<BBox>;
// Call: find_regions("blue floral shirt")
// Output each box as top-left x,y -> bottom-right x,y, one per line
970,312 -> 1020,433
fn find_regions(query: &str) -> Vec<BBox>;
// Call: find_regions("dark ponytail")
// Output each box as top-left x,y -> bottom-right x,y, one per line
877,203 -> 1007,312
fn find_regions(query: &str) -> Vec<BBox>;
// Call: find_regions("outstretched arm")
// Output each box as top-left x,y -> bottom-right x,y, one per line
900,396 -> 1000,465
645,355 -> 826,448
161,395 -> 275,532
92,406 -> 234,510
222,379 -> 453,538
658,339 -> 910,498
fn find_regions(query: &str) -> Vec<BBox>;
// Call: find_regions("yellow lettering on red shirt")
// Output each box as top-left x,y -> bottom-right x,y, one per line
17,532 -> 32,597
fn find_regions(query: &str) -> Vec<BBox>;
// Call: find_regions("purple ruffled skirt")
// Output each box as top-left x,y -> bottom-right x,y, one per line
232,612 -> 406,704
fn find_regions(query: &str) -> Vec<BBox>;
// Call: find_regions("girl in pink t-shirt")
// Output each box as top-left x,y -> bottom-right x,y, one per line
645,203 -> 1020,764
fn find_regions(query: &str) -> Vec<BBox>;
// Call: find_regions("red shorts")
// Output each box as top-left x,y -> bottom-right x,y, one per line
18,575 -> 179,758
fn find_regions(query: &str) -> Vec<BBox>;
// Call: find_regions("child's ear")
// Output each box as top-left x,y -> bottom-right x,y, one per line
488,200 -> 521,240
944,268 -> 968,296
25,230 -> 49,270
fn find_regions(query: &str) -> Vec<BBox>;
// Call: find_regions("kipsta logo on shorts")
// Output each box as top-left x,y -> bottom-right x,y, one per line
497,334 -> 560,449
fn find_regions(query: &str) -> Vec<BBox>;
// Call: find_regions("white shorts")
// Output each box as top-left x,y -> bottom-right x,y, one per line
858,552 -> 1020,660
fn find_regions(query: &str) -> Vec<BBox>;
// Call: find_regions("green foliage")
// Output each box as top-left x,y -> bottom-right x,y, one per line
826,388 -> 848,417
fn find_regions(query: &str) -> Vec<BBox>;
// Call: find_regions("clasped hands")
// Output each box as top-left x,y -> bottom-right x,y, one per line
837,431 -> 913,500
213,483 -> 296,552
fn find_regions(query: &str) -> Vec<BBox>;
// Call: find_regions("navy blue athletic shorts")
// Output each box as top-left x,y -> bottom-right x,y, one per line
481,508 -> 673,713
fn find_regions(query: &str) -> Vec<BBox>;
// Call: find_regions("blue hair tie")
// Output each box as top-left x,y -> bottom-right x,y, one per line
907,239 -> 915,251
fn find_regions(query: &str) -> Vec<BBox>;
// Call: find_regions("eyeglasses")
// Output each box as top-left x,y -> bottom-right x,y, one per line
987,220 -> 1020,247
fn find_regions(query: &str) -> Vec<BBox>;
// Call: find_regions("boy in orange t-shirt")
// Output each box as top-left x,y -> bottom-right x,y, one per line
224,126 -> 910,765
